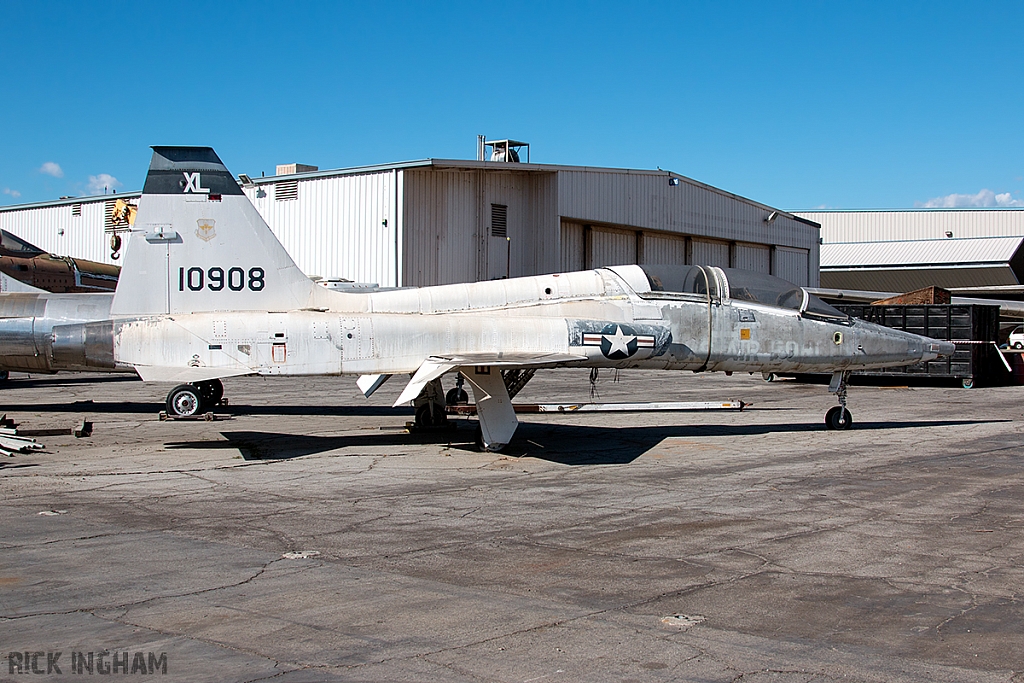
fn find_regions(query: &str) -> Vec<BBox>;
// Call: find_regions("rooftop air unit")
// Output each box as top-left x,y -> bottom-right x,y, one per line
477,136 -> 530,163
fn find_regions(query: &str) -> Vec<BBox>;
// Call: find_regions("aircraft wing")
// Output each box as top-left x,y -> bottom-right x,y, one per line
393,353 -> 586,406
426,352 -> 586,367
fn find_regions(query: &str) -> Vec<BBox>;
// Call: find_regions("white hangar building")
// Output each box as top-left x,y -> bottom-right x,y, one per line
0,153 -> 821,288
794,208 -> 1024,292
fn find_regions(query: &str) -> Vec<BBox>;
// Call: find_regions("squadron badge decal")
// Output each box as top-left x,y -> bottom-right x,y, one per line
582,324 -> 656,360
196,219 -> 217,242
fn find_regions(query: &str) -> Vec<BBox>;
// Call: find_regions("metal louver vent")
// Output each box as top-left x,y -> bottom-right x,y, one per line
491,203 -> 508,237
71,203 -> 82,217
103,200 -> 116,229
276,180 -> 299,201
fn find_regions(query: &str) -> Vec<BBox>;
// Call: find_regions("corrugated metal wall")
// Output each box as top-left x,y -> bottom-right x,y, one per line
589,227 -> 637,267
640,233 -> 686,265
691,238 -> 731,268
402,169 -> 559,286
773,246 -> 810,285
244,171 -> 398,286
560,221 -> 585,272
796,209 -> 1024,243
0,197 -> 128,264
733,243 -> 771,273
821,266 -> 1019,291
558,169 -> 818,252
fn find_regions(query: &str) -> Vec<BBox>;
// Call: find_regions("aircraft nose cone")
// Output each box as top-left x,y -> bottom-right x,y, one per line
935,341 -> 957,357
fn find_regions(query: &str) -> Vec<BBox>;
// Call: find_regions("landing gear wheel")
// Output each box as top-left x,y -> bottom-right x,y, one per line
0,370 -> 9,383
825,406 -> 853,430
445,387 -> 469,405
196,379 -> 224,408
762,372 -> 777,382
166,384 -> 204,417
415,404 -> 447,428
961,377 -> 975,389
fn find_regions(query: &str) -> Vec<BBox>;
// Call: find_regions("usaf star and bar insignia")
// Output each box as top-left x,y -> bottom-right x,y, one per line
572,322 -> 668,360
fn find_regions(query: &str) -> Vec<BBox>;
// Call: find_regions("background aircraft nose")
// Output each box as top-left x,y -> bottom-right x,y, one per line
936,341 -> 956,357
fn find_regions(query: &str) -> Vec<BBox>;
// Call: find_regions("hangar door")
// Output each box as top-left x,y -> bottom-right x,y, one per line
560,222 -> 641,270
640,234 -> 686,265
589,228 -> 637,267
773,246 -> 809,286
691,238 -> 730,269
733,243 -> 771,273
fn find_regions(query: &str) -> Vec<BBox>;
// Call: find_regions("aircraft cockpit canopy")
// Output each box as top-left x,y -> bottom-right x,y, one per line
637,264 -> 849,324
0,229 -> 45,258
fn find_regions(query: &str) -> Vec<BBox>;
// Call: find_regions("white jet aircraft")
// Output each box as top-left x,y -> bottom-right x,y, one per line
46,147 -> 953,450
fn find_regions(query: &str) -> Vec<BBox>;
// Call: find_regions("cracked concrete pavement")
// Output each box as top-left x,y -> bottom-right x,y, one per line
0,369 -> 1022,682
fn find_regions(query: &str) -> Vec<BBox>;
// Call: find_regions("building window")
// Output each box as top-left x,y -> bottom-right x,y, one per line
275,180 -> 299,201
491,204 -> 507,237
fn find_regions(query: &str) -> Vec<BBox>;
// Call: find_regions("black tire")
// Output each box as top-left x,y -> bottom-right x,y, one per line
445,387 -> 469,405
415,404 -> 447,428
166,384 -> 204,417
0,370 -> 9,382
196,379 -> 224,408
824,406 -> 853,430
763,373 -> 777,382
1014,342 -> 1023,350
961,377 -> 974,389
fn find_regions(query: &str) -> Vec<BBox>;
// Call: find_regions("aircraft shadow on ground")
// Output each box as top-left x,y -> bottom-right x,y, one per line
1,375 -> 140,389
162,418 -> 1004,466
0,401 -> 412,418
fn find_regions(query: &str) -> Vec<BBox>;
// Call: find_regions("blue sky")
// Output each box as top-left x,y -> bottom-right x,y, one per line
2,1 -> 1022,210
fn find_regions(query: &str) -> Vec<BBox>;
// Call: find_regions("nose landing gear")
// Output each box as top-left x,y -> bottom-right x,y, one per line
825,371 -> 853,430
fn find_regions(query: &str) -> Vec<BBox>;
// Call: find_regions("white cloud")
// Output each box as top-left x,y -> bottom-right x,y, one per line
916,189 -> 1024,208
39,162 -> 63,178
86,173 -> 122,195
3,188 -> 21,198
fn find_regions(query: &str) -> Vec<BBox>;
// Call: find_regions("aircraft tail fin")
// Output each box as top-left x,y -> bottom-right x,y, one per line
111,146 -> 317,316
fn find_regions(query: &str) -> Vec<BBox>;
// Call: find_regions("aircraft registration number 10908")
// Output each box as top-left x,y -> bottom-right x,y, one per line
178,266 -> 265,292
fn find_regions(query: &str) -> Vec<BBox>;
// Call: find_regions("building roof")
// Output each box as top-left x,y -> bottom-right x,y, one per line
820,236 -> 1024,269
1,158 -> 812,226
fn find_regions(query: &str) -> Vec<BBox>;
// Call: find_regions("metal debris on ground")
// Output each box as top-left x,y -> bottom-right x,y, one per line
158,411 -> 222,422
0,422 -> 45,457
73,420 -> 93,438
282,550 -> 321,559
661,614 -> 706,629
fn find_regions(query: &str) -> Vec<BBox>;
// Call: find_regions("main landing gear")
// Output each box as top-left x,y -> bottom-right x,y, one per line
165,379 -> 225,417
825,371 -> 853,430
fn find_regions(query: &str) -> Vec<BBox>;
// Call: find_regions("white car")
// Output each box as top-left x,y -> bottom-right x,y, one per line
1010,325 -> 1024,349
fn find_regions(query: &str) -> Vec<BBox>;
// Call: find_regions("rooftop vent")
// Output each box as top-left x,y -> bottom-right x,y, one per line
477,136 -> 530,163
275,180 -> 299,201
275,163 -> 318,176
